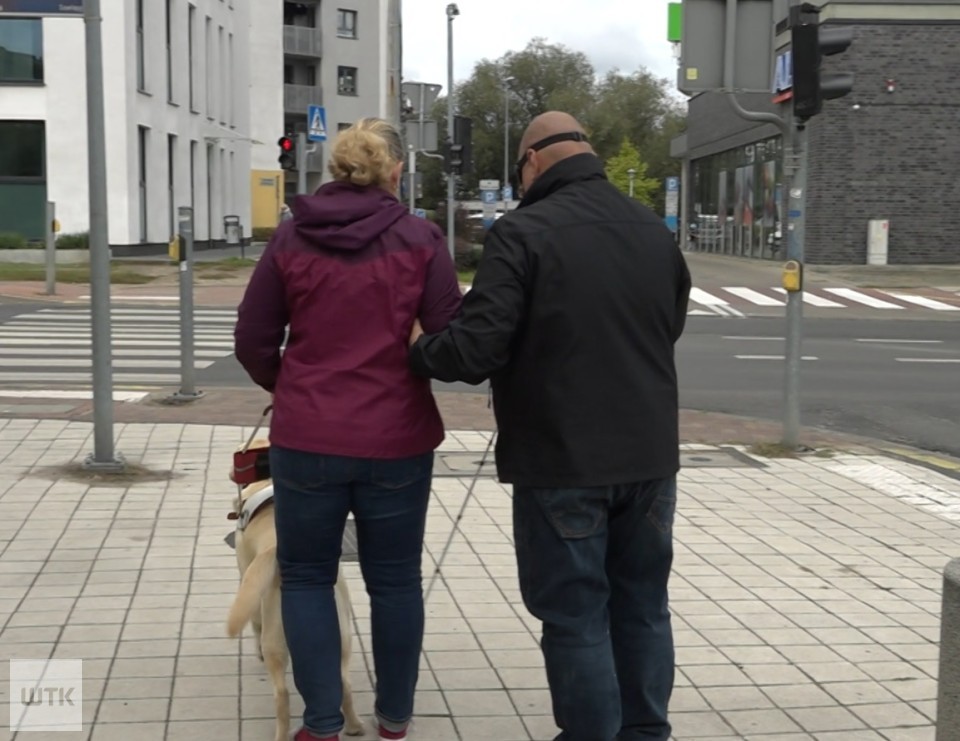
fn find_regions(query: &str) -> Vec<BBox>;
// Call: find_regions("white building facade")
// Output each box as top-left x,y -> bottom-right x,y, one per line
249,0 -> 393,205
0,0 -> 252,252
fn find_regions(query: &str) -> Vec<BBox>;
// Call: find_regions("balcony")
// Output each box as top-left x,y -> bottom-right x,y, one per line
284,83 -> 323,116
283,25 -> 323,58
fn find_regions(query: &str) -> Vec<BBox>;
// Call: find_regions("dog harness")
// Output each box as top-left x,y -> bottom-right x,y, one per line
236,485 -> 275,532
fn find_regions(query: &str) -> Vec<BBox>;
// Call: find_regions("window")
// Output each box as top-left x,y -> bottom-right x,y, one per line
337,9 -> 357,38
0,19 -> 43,83
205,17 -> 213,119
188,5 -> 196,110
138,127 -> 149,242
168,134 -> 177,240
165,0 -> 173,102
218,26 -> 226,124
0,121 -> 44,178
337,66 -> 357,96
228,32 -> 235,126
284,2 -> 316,27
136,0 -> 145,91
283,64 -> 293,85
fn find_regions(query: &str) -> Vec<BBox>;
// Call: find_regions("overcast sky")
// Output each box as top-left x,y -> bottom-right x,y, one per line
401,0 -> 676,91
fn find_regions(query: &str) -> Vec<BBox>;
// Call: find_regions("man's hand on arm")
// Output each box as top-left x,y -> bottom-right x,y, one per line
408,224 -> 527,385
409,319 -> 424,348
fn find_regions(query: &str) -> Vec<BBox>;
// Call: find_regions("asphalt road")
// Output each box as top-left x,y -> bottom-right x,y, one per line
195,314 -> 960,456
677,316 -> 960,457
0,297 -> 957,457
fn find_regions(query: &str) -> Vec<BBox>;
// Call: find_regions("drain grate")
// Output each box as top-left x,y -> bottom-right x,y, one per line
435,452 -> 498,478
681,447 -> 764,469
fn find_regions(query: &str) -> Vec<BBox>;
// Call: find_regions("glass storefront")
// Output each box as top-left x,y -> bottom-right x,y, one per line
690,136 -> 783,260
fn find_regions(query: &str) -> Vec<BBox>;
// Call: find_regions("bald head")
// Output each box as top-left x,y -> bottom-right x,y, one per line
518,111 -> 593,161
515,112 -> 595,195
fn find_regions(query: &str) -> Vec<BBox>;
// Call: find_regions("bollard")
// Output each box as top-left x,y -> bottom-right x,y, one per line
936,558 -> 960,740
44,202 -> 57,295
171,207 -> 203,402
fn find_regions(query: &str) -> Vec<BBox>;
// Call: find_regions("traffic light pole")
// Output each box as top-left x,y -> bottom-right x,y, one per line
297,133 -> 308,196
83,0 -> 124,472
723,0 -> 804,449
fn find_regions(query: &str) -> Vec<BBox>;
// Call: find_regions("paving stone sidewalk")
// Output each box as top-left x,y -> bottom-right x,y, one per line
0,418 -> 958,740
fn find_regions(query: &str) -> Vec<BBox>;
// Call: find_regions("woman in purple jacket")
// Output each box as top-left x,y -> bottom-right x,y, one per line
234,117 -> 462,741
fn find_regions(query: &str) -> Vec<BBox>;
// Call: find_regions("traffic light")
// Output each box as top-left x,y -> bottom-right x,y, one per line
791,3 -> 854,121
278,135 -> 296,170
445,115 -> 473,175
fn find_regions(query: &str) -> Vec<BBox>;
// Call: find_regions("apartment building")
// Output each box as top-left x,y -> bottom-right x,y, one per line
248,0 -> 393,210
0,0 -> 253,252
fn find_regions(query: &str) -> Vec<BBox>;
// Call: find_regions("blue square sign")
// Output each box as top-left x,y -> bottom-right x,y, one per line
307,105 -> 327,142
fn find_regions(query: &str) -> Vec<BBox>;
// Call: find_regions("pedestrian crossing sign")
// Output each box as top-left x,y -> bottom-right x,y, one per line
307,105 -> 327,142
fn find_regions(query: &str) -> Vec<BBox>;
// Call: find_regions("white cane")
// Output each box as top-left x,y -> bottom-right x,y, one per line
424,429 -> 498,603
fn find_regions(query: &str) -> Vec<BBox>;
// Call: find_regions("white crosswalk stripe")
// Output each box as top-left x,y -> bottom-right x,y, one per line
687,286 -> 958,315
0,307 -> 237,388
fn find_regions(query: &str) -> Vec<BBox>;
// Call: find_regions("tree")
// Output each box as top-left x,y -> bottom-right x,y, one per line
413,38 -> 686,215
605,139 -> 658,207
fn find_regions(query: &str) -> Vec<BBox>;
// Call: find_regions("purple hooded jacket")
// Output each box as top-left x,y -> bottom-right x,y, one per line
234,181 -> 463,459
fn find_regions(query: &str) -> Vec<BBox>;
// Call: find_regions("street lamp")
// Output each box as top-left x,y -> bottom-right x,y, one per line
627,168 -> 637,198
445,3 -> 459,259
502,75 -> 514,211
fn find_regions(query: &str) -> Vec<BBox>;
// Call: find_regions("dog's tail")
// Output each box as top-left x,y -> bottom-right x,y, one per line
227,548 -> 278,638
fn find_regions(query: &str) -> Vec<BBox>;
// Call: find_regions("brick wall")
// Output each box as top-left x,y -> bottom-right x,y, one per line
806,22 -> 960,264
682,21 -> 960,264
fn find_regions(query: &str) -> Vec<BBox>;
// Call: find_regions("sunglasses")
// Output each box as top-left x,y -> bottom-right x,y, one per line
514,131 -> 590,186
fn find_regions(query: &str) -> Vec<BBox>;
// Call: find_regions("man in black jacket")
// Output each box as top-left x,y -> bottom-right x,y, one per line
409,111 -> 691,741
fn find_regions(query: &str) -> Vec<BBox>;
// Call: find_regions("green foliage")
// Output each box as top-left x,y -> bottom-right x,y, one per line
604,139 -> 659,207
419,38 -> 685,215
55,232 -> 89,250
252,227 -> 276,242
0,232 -> 27,250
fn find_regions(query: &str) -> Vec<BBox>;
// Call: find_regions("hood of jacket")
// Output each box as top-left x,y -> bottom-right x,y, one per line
290,180 -> 408,251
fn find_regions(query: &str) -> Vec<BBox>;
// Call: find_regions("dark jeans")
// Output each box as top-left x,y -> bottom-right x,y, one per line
270,445 -> 433,738
513,476 -> 677,741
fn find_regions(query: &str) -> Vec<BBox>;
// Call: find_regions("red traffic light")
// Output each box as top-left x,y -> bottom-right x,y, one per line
278,136 -> 294,151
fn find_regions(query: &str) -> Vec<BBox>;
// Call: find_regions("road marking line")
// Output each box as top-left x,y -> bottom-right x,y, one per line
0,348 -> 225,358
77,295 -> 180,301
689,287 -> 729,306
21,314 -> 236,323
723,287 -> 784,306
894,358 -> 960,363
0,389 -> 149,402
722,336 -> 785,341
40,307 -> 237,315
856,339 -> 943,344
735,355 -> 818,360
823,287 -> 904,309
772,287 -> 846,307
0,358 -> 215,369
882,293 -> 960,311
0,338 -> 234,348
0,372 -> 180,383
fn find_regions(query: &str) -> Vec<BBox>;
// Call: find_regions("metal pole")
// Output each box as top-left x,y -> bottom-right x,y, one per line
446,8 -> 456,260
44,202 -> 56,296
174,207 -> 202,401
503,81 -> 510,212
679,158 -> 691,251
297,132 -> 308,196
83,0 -> 123,472
782,124 -> 805,448
723,0 -> 803,449
408,145 -> 416,214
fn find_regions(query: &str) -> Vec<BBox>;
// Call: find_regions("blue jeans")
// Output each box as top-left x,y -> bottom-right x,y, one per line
513,477 -> 677,741
270,445 -> 433,738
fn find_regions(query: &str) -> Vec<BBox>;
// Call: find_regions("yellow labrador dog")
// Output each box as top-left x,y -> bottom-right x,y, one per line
227,464 -> 364,741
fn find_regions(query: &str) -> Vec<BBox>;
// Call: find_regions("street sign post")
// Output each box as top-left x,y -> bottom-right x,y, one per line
480,179 -> 499,230
0,0 -> 83,16
307,105 -> 327,142
664,176 -> 680,233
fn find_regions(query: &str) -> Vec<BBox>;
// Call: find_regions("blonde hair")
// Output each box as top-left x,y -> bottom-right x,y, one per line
328,117 -> 404,188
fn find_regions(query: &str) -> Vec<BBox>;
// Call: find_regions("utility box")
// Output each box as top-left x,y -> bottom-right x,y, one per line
224,215 -> 242,246
866,219 -> 889,265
